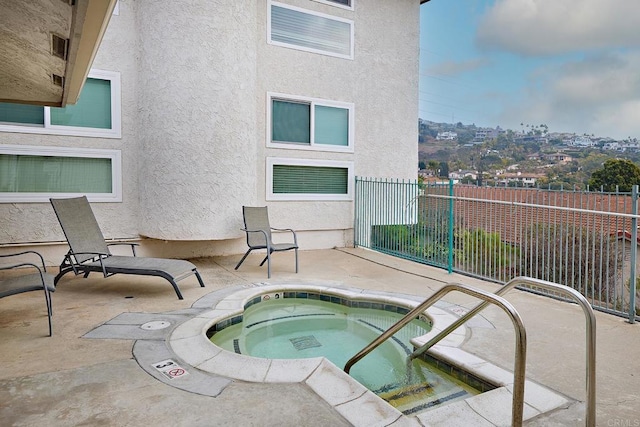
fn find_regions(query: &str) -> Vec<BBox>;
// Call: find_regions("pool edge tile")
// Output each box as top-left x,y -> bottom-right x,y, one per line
197,349 -> 271,383
415,400 -> 494,427
171,335 -> 221,368
465,386 -> 540,425
510,381 -> 572,414
305,359 -> 369,407
265,357 -> 324,383
334,390 -> 404,427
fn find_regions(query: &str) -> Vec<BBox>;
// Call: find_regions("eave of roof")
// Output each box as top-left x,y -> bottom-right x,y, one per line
0,0 -> 117,107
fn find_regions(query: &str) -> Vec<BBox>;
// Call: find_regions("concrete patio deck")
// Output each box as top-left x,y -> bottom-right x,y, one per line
1,248 -> 638,426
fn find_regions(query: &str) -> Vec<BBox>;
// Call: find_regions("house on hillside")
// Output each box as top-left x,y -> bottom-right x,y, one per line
472,126 -> 505,143
603,142 -> 621,151
449,170 -> 477,183
436,131 -> 457,140
570,136 -> 595,147
494,171 -> 545,187
0,0 -> 421,261
543,152 -> 573,164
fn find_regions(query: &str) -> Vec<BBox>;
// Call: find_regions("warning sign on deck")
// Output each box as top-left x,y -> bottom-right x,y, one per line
152,359 -> 189,380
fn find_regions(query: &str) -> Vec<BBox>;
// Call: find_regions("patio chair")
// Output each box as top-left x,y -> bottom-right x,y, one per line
0,251 -> 55,336
50,196 -> 205,300
234,206 -> 298,278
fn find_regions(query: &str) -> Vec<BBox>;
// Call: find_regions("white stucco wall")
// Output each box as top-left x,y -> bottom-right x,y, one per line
255,0 -> 419,234
135,1 -> 258,241
0,0 -> 420,261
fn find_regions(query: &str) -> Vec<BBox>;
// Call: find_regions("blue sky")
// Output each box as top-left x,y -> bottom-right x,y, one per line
419,0 -> 640,140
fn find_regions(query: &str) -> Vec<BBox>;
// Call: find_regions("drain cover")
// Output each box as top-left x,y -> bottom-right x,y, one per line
140,320 -> 171,330
290,335 -> 321,351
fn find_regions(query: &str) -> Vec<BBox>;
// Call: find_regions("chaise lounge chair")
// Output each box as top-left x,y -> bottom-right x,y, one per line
50,196 -> 204,300
234,206 -> 298,278
0,251 -> 55,336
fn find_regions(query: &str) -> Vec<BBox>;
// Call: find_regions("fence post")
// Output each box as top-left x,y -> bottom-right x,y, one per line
630,185 -> 638,323
354,177 -> 360,248
448,178 -> 454,273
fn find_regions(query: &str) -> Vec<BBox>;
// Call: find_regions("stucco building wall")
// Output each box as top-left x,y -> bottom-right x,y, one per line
0,0 -> 420,262
135,1 -> 258,241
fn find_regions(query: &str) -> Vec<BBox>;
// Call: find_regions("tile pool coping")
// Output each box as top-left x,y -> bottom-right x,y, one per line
163,282 -> 571,426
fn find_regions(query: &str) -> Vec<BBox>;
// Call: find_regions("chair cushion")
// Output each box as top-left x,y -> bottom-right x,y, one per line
85,256 -> 197,279
271,243 -> 298,251
0,273 -> 55,298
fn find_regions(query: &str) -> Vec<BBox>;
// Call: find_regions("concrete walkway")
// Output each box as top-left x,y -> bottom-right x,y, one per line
1,248 -> 638,426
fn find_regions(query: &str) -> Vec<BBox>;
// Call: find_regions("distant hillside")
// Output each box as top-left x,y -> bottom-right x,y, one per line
417,118 -> 640,190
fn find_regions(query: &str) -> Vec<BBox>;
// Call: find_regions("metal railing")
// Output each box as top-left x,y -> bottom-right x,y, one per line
344,282 -> 528,427
354,177 -> 639,323
410,277 -> 596,427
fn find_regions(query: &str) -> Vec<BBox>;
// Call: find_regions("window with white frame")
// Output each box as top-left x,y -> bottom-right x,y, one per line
0,69 -> 121,138
268,1 -> 354,59
267,157 -> 353,201
268,93 -> 354,152
313,0 -> 353,10
0,145 -> 122,203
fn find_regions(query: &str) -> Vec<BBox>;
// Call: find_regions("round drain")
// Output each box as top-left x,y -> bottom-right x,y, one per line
140,320 -> 171,330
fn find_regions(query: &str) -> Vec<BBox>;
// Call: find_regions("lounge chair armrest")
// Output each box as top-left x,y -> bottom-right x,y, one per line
0,250 -> 47,271
70,251 -> 110,258
271,227 -> 298,244
0,262 -> 43,273
241,228 -> 271,248
68,251 -> 110,264
107,242 -> 139,256
67,252 -> 110,277
242,228 -> 270,237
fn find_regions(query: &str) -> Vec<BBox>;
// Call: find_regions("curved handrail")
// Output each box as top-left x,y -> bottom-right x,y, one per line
410,276 -> 596,427
344,283 -> 527,427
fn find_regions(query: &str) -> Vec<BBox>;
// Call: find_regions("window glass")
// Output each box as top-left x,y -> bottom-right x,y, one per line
268,93 -> 353,151
270,2 -> 353,59
272,100 -> 310,144
273,164 -> 348,194
314,105 -> 348,146
267,157 -> 353,201
0,154 -> 112,193
0,103 -> 45,125
0,70 -> 120,138
50,78 -> 112,129
0,145 -> 121,202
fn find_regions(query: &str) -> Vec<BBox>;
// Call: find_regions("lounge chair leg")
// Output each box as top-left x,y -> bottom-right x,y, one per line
259,255 -> 269,267
235,249 -> 253,270
169,279 -> 184,300
43,287 -> 52,337
267,252 -> 271,279
194,270 -> 205,288
295,248 -> 298,273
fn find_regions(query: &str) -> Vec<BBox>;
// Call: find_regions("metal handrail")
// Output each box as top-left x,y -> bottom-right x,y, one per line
344,283 -> 527,427
410,277 -> 596,427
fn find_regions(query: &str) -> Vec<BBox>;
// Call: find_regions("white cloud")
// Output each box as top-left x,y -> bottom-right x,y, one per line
495,52 -> 640,139
427,58 -> 490,76
477,0 -> 640,55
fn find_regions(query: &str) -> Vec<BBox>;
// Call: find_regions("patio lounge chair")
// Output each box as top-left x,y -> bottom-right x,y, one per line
0,251 -> 55,336
50,196 -> 204,300
234,206 -> 298,278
